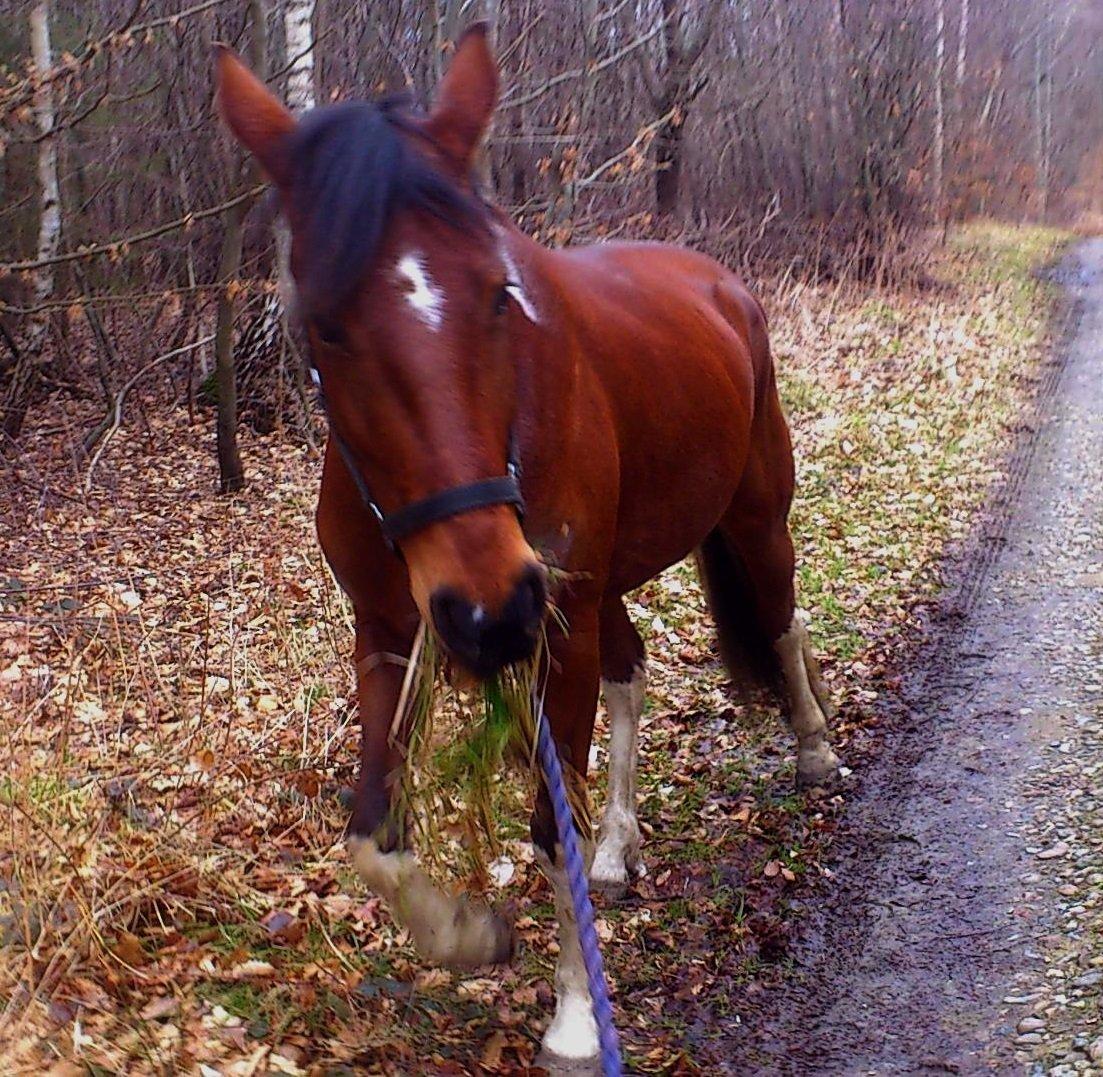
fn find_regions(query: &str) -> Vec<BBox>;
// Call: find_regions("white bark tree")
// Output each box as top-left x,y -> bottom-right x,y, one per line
284,0 -> 317,114
244,0 -> 316,441
275,0 -> 316,314
955,0 -> 969,95
933,0 -> 946,216
29,2 -> 60,318
2,0 -> 61,439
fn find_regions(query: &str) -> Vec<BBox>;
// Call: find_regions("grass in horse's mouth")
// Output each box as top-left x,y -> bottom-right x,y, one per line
388,613 -> 590,890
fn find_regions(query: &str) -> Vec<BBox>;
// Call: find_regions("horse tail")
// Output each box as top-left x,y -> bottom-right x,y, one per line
696,529 -> 782,699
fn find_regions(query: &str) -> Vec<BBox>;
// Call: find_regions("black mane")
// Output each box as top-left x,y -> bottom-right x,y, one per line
283,98 -> 485,320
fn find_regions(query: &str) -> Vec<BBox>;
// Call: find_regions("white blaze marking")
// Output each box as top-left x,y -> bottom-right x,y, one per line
396,252 -> 444,331
497,235 -> 540,323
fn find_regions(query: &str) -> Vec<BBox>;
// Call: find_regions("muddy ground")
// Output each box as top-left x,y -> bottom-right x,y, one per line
719,241 -> 1103,1074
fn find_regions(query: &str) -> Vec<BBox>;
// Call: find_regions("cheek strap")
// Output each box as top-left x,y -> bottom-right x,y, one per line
312,362 -> 524,556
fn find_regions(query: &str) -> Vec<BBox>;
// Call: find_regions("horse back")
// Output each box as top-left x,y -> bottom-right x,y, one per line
551,241 -> 775,415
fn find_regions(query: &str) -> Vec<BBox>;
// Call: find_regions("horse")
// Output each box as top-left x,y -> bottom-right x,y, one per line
216,23 -> 839,1067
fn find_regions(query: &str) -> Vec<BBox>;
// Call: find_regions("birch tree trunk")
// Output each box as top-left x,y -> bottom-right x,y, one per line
1034,28 -> 1050,217
933,0 -> 946,218
955,0 -> 969,96
284,0 -> 316,114
273,0 -> 316,314
28,3 -> 60,320
2,0 -> 61,441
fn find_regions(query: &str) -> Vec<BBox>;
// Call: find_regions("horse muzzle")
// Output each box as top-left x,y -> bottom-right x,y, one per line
429,563 -> 547,679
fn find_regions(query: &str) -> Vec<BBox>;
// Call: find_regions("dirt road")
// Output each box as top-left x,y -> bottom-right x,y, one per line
726,241 -> 1103,1074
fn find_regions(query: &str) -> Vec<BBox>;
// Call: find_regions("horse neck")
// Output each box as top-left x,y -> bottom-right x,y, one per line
494,217 -> 564,373
493,218 -> 582,489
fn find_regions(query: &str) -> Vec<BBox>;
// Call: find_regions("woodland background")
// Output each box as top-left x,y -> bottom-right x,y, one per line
1,0 -> 1101,474
0,3 -> 1093,1072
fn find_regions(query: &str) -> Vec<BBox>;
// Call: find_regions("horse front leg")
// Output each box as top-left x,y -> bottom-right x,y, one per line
590,596 -> 647,897
346,617 -> 513,969
530,605 -> 604,1066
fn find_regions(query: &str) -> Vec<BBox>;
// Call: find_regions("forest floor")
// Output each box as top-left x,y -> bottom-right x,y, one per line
0,221 -> 1074,1075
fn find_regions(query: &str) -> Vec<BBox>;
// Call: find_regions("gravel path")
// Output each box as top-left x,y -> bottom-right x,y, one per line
726,240 -> 1103,1074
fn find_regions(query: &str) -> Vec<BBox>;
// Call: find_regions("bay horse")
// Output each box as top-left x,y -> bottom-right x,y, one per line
216,24 -> 838,1066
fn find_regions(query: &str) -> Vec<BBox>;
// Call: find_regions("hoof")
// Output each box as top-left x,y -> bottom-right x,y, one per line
589,872 -> 629,901
590,813 -> 643,901
535,1049 -> 602,1076
590,856 -> 645,901
347,836 -> 514,969
434,898 -> 515,969
796,745 -> 841,790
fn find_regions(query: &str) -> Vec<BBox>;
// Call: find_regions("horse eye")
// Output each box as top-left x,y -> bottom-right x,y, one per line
314,317 -> 346,349
493,284 -> 511,317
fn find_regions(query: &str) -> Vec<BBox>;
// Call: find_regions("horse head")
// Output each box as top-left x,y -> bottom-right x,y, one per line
217,26 -> 546,678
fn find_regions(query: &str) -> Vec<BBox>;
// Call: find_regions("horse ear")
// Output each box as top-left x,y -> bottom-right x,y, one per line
215,45 -> 297,185
425,22 -> 499,172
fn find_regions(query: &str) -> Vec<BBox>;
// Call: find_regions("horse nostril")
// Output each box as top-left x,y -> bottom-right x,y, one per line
513,563 -> 547,629
430,588 -> 476,647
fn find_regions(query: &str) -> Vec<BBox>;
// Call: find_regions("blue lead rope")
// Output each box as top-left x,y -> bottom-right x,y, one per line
535,712 -> 623,1077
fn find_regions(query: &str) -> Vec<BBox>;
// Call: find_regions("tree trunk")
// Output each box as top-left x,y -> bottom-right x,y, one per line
655,116 -> 685,217
955,0 -> 969,96
1034,27 -> 1050,217
933,0 -> 946,218
214,200 -> 246,493
213,0 -> 265,491
2,1 -> 61,441
271,0 -> 316,362
650,0 -> 718,219
284,0 -> 316,113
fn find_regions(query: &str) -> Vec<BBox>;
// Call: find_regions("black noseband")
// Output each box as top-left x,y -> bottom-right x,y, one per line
379,472 -> 524,546
312,365 -> 524,555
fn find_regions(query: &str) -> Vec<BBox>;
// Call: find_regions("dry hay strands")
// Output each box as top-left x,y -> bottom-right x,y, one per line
384,613 -> 591,889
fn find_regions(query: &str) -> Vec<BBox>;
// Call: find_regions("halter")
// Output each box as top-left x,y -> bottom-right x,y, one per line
309,362 -> 524,555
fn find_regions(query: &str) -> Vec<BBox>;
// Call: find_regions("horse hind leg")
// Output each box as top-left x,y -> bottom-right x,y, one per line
774,614 -> 840,787
590,598 -> 646,898
700,523 -> 839,788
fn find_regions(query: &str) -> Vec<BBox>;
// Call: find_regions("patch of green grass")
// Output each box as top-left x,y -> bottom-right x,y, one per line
657,896 -> 692,926
195,981 -> 274,1025
0,773 -> 73,808
780,370 -> 822,416
665,838 -> 718,864
858,297 -> 903,325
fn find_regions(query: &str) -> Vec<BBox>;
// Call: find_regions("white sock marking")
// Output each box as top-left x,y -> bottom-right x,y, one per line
536,848 -> 600,1060
775,615 -> 839,781
544,985 -> 599,1059
592,665 -> 645,887
395,252 -> 444,331
347,836 -> 511,968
